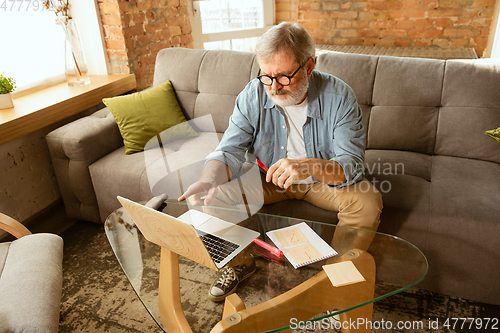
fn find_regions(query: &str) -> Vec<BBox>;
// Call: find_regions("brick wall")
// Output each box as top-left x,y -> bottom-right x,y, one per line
98,0 -> 194,90
277,0 -> 300,21
0,105 -> 101,234
277,0 -> 497,57
97,0 -> 495,86
0,130 -> 60,225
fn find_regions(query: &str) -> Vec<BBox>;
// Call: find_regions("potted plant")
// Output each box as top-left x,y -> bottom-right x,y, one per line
0,72 -> 16,109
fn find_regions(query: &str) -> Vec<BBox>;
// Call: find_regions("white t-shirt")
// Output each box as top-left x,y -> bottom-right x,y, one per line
283,99 -> 314,184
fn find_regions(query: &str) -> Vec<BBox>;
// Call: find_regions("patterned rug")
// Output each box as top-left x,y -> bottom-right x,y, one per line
58,221 -> 500,332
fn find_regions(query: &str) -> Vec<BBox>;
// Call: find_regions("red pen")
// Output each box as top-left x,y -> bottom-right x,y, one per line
256,158 -> 269,172
256,158 -> 290,191
254,238 -> 283,258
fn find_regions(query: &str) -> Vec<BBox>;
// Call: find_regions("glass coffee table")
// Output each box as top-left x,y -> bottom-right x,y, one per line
105,199 -> 427,333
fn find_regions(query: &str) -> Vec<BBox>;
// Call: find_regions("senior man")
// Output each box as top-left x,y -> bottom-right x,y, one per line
179,22 -> 383,302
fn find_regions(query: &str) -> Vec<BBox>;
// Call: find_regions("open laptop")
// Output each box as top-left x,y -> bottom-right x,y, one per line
117,196 -> 259,271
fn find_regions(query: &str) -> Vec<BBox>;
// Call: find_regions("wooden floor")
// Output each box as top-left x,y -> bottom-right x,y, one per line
0,201 -> 78,242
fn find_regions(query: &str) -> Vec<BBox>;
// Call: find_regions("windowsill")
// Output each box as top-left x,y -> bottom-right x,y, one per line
0,74 -> 136,146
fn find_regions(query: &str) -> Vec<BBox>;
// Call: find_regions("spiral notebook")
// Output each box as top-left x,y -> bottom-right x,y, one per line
266,222 -> 338,269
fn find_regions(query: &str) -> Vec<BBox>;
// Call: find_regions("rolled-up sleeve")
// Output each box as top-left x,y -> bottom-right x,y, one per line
205,87 -> 256,177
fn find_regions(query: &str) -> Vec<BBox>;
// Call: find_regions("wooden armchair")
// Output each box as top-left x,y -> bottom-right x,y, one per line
0,213 -> 64,333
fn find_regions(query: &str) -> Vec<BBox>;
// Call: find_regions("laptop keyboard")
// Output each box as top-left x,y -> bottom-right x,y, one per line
199,233 -> 240,264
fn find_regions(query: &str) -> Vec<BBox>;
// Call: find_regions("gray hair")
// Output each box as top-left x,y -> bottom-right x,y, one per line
255,22 -> 315,65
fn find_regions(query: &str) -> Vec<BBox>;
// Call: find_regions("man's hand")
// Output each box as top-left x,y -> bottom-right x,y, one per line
178,160 -> 232,206
266,159 -> 310,189
266,158 -> 347,188
178,180 -> 218,206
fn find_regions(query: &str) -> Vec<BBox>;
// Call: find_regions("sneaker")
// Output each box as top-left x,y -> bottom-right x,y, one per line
208,259 -> 256,302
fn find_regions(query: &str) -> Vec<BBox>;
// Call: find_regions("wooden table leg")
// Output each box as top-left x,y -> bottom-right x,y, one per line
222,294 -> 247,320
158,247 -> 193,333
210,250 -> 376,333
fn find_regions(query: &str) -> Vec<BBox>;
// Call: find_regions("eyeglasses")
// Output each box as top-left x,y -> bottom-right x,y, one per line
257,63 -> 304,86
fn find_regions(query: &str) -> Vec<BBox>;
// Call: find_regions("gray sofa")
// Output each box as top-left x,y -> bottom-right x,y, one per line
46,47 -> 500,305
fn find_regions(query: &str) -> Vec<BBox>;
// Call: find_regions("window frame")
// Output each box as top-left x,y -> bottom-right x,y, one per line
5,0 -> 109,97
190,0 -> 275,50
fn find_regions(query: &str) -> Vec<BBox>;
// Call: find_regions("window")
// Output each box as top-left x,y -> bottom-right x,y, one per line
191,0 -> 274,52
0,4 -> 66,93
491,10 -> 500,57
199,0 -> 265,34
203,37 -> 260,51
0,0 -> 108,95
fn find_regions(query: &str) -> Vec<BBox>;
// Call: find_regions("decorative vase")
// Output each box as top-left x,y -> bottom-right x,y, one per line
0,93 -> 14,109
64,19 -> 90,87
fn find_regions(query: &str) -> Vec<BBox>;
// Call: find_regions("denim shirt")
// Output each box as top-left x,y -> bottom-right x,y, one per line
206,70 -> 365,188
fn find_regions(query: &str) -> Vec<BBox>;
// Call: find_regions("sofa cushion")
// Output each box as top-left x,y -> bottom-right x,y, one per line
103,80 -> 198,155
153,48 -> 207,92
365,150 -> 431,252
0,234 -> 63,333
90,131 -> 220,221
198,50 -> 258,96
154,48 -> 207,120
369,174 -> 431,253
46,107 -> 122,223
372,56 -> 445,107
153,48 -> 260,129
0,243 -> 8,274
442,59 -> 500,109
193,93 -> 238,133
367,106 -> 439,154
194,50 -> 260,133
437,58 -> 500,163
316,53 -> 377,141
435,107 -> 500,164
365,150 -> 432,181
430,156 -> 500,229
316,52 -> 378,107
426,156 -> 500,304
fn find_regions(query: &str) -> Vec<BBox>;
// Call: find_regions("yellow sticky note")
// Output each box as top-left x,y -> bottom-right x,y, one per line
273,227 -> 307,248
286,243 -> 323,266
322,261 -> 365,287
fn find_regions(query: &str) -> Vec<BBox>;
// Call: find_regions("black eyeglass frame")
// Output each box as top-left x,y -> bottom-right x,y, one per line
257,62 -> 305,86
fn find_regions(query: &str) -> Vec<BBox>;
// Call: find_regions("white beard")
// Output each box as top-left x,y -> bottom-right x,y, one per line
266,69 -> 309,107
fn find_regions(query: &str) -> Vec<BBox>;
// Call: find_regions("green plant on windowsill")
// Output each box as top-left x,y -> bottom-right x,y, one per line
0,73 -> 16,109
0,72 -> 16,94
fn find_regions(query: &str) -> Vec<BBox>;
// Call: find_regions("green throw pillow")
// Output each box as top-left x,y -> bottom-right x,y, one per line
485,128 -> 500,144
103,80 -> 198,154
